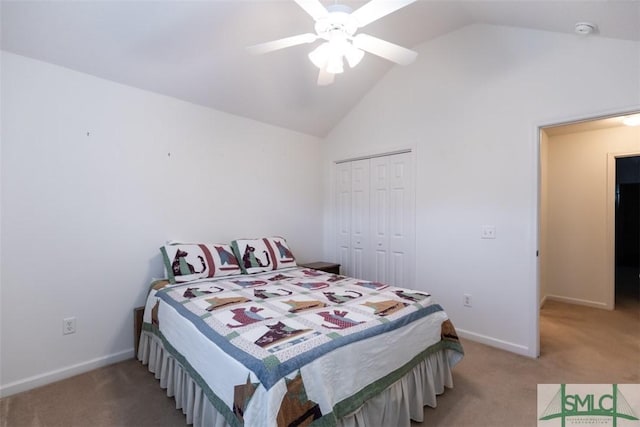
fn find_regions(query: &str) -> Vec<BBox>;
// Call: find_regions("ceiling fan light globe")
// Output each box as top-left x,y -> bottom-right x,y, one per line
308,42 -> 330,69
345,47 -> 365,68
328,37 -> 347,54
326,55 -> 344,74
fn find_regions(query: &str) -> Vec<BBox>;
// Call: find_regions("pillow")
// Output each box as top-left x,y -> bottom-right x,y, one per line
160,242 -> 242,283
230,236 -> 297,274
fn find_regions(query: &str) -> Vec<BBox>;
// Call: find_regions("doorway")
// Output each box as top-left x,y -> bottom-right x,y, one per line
615,156 -> 640,307
538,111 -> 640,355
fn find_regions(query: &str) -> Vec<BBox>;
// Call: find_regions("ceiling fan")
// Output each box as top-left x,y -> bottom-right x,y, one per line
247,0 -> 418,86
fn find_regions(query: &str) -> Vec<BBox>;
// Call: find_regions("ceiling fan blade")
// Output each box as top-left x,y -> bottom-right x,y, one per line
352,33 -> 417,65
294,0 -> 328,20
351,0 -> 418,28
247,33 -> 318,55
317,68 -> 335,86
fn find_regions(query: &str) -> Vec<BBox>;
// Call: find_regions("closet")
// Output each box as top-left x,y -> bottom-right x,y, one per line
335,151 -> 414,288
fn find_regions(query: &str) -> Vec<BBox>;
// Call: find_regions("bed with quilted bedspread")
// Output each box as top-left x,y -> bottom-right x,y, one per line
137,238 -> 463,427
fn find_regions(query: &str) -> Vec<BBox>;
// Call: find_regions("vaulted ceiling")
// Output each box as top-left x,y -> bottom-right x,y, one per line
2,1 -> 639,137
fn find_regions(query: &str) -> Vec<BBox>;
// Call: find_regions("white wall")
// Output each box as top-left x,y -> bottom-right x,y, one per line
542,125 -> 640,308
322,24 -> 640,357
0,51 -> 323,395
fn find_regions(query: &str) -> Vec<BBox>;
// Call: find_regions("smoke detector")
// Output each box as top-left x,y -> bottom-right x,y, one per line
574,22 -> 597,35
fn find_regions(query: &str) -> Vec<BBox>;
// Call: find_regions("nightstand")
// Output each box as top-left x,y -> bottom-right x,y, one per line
300,262 -> 340,275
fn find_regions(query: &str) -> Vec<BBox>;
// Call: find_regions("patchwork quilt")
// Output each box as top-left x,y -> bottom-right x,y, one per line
142,267 -> 463,427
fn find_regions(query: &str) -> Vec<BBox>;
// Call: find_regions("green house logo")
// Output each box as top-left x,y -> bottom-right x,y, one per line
539,384 -> 639,427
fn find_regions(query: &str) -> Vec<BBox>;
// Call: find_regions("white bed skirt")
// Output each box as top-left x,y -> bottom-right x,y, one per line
138,330 -> 454,427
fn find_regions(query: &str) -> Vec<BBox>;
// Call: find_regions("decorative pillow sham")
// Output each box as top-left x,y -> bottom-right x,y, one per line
230,236 -> 297,274
160,242 -> 242,283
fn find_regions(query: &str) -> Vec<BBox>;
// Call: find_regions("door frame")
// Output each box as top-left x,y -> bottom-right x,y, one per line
535,107 -> 640,357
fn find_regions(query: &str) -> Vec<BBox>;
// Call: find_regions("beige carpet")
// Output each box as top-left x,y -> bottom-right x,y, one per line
2,296 -> 638,427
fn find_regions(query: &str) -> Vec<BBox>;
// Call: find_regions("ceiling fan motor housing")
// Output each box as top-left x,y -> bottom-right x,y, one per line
315,5 -> 358,41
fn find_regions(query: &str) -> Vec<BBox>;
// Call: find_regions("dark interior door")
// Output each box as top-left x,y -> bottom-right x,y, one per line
615,156 -> 640,302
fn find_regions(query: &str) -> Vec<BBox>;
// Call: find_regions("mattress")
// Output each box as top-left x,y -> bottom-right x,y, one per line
138,266 -> 463,426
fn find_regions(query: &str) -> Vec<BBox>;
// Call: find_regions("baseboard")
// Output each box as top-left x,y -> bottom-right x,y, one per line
544,294 -> 610,310
0,348 -> 135,398
540,295 -> 547,308
456,328 -> 532,357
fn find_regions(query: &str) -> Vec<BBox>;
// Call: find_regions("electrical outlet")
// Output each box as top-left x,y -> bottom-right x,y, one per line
463,294 -> 472,307
481,225 -> 496,239
63,317 -> 76,335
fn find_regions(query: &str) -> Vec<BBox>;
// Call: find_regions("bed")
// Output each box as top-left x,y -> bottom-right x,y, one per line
137,238 -> 464,427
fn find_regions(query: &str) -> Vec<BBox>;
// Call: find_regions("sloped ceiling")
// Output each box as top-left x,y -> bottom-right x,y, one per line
2,0 -> 639,137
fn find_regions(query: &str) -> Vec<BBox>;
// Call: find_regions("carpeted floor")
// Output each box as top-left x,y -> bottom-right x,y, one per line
2,287 -> 638,427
